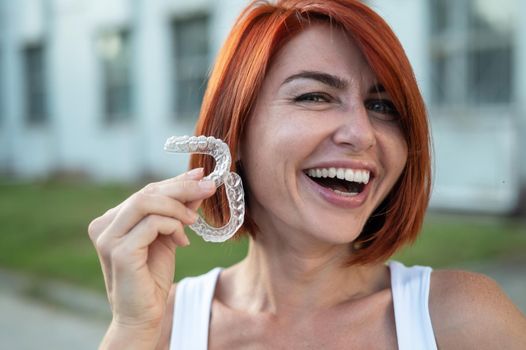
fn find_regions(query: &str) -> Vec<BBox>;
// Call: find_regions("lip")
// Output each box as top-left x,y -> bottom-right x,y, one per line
300,170 -> 373,209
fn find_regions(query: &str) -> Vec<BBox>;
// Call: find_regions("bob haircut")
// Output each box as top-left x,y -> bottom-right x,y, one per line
190,0 -> 431,265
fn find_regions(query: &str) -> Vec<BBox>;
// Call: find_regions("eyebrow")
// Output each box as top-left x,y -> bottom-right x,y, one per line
281,71 -> 348,89
281,70 -> 387,94
368,83 -> 386,94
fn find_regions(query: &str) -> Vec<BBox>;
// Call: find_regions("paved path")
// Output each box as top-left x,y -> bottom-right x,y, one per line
0,292 -> 107,350
0,259 -> 524,349
0,268 -> 110,349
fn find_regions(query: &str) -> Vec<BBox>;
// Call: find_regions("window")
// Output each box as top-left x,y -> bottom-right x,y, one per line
429,0 -> 516,106
23,43 -> 47,124
97,30 -> 132,122
172,15 -> 210,120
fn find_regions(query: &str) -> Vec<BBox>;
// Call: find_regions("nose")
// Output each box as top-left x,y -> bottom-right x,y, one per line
332,104 -> 376,152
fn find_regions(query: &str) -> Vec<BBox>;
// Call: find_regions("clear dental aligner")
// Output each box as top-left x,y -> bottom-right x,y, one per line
164,135 -> 245,242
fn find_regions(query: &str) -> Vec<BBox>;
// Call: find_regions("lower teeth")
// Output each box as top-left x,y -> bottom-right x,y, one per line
333,189 -> 359,197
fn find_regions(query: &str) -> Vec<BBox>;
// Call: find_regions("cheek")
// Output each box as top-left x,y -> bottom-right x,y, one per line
245,120 -> 313,167
389,133 -> 408,177
240,137 -> 278,191
378,125 -> 408,177
240,123 -> 304,205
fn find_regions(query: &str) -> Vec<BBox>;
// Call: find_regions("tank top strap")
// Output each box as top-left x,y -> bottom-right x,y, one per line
389,261 -> 437,350
170,267 -> 222,350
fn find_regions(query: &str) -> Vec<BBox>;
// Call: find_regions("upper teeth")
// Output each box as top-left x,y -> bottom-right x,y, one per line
306,168 -> 370,184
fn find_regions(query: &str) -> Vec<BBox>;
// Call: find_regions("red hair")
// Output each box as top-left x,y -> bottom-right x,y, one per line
190,0 -> 431,265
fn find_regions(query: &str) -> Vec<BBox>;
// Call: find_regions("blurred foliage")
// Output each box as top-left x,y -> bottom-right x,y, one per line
0,180 -> 525,292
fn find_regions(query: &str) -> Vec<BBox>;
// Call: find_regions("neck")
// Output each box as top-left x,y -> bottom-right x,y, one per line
222,230 -> 389,319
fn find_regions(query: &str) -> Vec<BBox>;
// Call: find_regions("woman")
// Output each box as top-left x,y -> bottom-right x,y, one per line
88,0 -> 526,349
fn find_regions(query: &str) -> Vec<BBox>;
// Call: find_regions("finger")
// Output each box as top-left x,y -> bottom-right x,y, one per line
104,193 -> 200,240
93,236 -> 116,299
146,234 -> 178,291
96,256 -> 114,303
111,215 -> 188,270
89,169 -> 205,243
186,199 -> 203,213
142,179 -> 216,203
128,215 -> 187,247
133,215 -> 190,249
139,168 -> 204,197
88,204 -> 125,243
149,167 -> 204,188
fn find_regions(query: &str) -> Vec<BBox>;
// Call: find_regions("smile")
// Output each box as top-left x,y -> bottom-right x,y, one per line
305,167 -> 371,197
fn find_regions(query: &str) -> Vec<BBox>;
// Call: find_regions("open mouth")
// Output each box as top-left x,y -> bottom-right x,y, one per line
304,167 -> 371,197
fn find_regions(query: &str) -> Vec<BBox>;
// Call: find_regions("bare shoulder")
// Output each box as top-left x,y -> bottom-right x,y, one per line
429,269 -> 526,349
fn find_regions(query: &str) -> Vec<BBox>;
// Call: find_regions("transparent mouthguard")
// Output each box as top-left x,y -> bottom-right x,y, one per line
164,135 -> 245,242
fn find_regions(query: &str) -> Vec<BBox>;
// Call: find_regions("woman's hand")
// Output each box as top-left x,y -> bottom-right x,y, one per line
88,168 -> 216,348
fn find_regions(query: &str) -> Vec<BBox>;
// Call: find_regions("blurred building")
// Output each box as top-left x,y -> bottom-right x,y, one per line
0,0 -> 525,215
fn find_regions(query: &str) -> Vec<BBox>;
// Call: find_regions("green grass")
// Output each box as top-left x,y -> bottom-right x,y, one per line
0,180 -> 524,292
0,180 -> 248,291
394,214 -> 526,266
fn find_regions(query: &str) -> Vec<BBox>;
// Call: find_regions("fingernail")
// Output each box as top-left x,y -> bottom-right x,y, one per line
198,180 -> 215,191
187,168 -> 204,178
182,235 -> 191,246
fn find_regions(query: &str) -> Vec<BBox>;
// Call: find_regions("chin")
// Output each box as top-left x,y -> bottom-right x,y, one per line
303,218 -> 366,245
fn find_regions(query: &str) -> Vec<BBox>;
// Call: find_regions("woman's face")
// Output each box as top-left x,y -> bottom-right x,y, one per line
240,24 -> 407,245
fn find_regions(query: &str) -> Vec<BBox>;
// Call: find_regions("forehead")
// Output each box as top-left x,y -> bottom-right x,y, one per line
266,23 -> 375,86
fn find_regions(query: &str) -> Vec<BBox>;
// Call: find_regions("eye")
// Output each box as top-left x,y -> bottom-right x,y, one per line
364,99 -> 400,121
293,92 -> 333,103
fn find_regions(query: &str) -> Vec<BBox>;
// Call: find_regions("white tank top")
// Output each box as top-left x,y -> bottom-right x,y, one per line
170,261 -> 437,349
